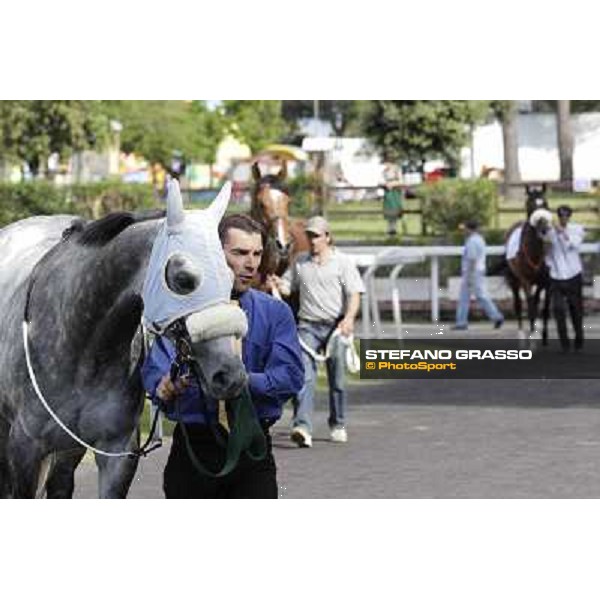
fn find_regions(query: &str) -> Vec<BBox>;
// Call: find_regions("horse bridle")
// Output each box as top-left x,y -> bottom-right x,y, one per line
255,184 -> 293,254
521,215 -> 551,272
158,316 -> 268,478
160,317 -> 218,427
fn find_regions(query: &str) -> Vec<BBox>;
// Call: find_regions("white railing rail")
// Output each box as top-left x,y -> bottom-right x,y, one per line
342,243 -> 599,337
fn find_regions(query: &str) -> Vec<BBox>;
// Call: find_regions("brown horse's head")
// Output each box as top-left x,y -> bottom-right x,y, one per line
525,184 -> 548,218
251,161 -> 292,255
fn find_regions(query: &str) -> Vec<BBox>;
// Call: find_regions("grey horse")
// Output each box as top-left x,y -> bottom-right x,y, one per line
0,181 -> 247,498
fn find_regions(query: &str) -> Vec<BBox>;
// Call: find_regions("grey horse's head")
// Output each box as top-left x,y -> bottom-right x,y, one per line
142,179 -> 248,400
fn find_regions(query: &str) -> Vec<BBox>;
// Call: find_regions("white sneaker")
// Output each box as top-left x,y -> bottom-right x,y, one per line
330,427 -> 348,443
290,427 -> 312,448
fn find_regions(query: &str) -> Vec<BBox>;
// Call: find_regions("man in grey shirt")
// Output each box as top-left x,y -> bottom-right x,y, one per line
273,216 -> 365,448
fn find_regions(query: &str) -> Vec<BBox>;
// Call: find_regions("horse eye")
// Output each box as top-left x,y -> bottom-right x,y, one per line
165,254 -> 201,295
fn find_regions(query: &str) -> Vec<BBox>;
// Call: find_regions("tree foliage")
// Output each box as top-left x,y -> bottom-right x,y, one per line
219,100 -> 285,153
419,179 -> 497,235
0,101 -> 109,175
281,100 -> 365,138
361,100 -> 490,170
103,100 -> 223,167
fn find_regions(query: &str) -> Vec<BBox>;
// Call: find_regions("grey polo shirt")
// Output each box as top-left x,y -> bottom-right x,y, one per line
282,248 -> 365,323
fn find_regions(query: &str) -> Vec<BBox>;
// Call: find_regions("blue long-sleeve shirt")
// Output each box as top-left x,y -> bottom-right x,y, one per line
141,289 -> 304,424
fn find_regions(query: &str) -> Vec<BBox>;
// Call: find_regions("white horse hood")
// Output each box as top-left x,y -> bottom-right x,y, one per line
142,179 -> 234,333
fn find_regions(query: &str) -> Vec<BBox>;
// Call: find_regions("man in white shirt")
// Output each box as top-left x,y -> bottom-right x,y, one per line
273,216 -> 365,448
543,205 -> 585,351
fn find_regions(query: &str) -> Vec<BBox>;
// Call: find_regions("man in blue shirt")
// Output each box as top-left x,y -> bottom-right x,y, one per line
142,214 -> 304,498
453,219 -> 504,331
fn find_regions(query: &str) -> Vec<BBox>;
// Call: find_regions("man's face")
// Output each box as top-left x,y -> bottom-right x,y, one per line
558,213 -> 570,228
307,230 -> 329,255
222,228 -> 263,293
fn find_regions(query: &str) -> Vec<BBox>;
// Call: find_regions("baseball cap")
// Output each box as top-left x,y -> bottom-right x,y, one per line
305,216 -> 330,235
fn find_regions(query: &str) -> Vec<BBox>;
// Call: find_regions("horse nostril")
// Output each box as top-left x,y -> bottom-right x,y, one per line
212,368 -> 230,389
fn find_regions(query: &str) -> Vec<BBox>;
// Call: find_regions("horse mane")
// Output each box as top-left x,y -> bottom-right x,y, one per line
76,209 -> 165,247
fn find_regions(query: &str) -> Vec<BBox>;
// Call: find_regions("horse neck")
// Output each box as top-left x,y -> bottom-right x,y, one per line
523,223 -> 543,255
517,223 -> 545,275
288,219 -> 310,253
27,221 -> 158,355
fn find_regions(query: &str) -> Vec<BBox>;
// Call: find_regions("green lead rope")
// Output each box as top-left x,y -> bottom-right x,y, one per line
176,385 -> 267,478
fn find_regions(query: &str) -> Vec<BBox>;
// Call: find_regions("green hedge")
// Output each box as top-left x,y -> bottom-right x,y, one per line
286,173 -> 314,217
418,179 -> 498,237
0,181 -> 158,227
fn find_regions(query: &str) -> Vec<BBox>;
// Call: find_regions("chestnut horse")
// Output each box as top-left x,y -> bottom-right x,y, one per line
250,161 -> 310,288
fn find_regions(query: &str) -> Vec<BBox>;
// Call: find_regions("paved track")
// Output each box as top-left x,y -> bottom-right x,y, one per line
73,318 -> 600,498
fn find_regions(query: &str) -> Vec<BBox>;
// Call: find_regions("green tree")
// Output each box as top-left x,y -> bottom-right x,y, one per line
0,100 -> 109,177
491,101 -> 522,199
361,100 -> 490,173
220,100 -> 285,153
103,100 -> 224,167
281,100 -> 365,139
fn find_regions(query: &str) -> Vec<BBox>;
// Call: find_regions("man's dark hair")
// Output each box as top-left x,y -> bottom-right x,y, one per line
219,213 -> 267,246
557,205 -> 573,218
465,219 -> 479,231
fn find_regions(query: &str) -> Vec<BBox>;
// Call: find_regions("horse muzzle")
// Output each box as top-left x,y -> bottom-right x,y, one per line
185,303 -> 249,400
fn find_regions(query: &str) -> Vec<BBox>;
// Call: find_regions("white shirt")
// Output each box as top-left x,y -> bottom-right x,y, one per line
543,222 -> 584,280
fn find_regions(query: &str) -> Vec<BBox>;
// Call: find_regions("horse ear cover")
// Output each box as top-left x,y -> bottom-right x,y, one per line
166,177 -> 185,231
529,208 -> 553,227
207,181 -> 232,224
142,180 -> 236,333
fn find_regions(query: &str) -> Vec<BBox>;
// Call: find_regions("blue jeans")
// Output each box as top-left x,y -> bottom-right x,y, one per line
456,271 -> 503,327
292,321 -> 346,434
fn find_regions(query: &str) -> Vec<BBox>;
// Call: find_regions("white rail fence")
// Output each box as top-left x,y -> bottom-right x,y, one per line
342,244 -> 600,339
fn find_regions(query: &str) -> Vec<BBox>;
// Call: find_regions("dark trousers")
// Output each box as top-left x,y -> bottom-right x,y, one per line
163,423 -> 278,499
550,274 -> 584,350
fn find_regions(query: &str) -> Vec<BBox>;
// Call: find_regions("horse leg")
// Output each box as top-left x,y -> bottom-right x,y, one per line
511,282 -> 523,332
0,416 -> 12,498
526,292 -> 538,338
95,453 -> 140,499
45,447 -> 87,499
5,423 -> 46,499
